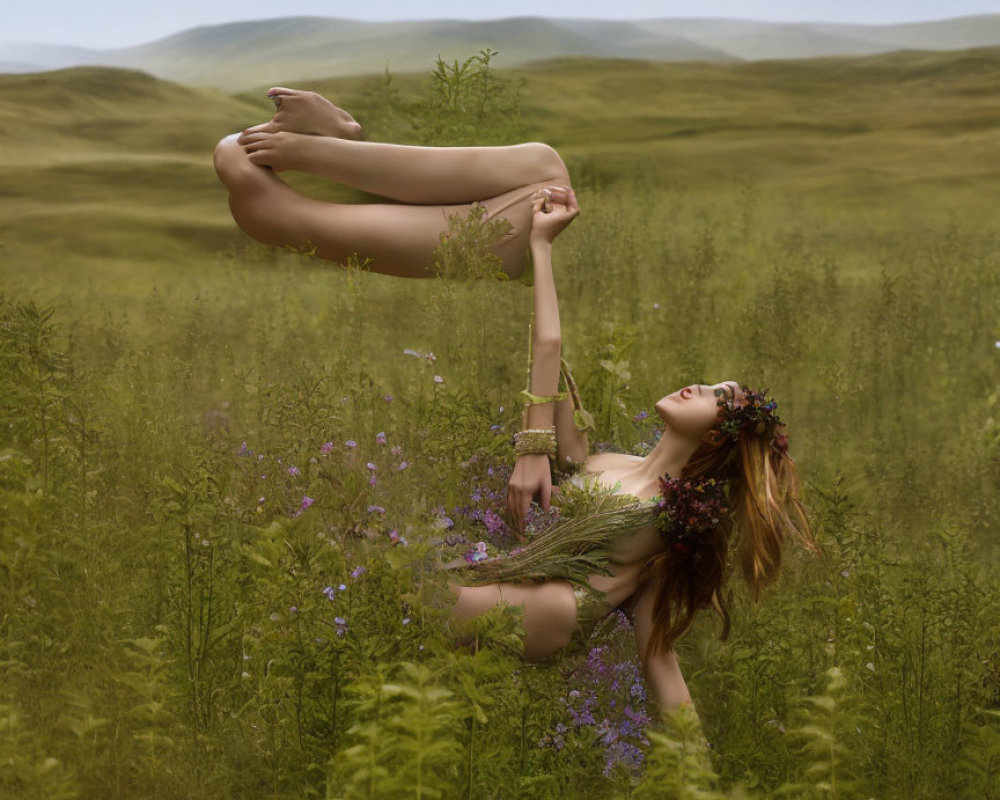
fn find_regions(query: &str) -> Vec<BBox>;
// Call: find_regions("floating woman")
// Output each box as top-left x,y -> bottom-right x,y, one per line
214,89 -> 815,719
213,87 -> 572,279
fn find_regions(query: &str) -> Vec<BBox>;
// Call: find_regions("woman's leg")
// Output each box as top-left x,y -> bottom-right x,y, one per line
236,88 -> 572,205
447,580 -> 578,661
237,132 -> 571,206
214,133 -> 552,278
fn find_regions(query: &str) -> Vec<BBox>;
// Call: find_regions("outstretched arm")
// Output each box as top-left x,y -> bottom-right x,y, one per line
506,188 -> 579,533
631,579 -> 694,716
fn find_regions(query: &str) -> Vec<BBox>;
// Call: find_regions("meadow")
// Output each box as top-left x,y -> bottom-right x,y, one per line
1,47 -> 999,798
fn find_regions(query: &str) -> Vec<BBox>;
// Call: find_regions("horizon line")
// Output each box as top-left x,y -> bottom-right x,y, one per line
4,11 -> 998,51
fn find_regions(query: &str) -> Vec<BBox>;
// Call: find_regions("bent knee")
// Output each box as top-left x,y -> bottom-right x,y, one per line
524,142 -> 571,187
523,583 -> 578,660
213,133 -> 245,184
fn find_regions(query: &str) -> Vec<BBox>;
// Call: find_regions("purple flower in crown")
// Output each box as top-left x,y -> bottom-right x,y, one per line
718,386 -> 783,444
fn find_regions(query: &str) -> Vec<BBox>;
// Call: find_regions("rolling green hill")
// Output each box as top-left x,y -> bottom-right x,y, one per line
3,47 -> 1000,292
6,15 -> 1000,91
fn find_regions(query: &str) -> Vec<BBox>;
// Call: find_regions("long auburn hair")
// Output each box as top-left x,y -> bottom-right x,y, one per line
636,419 -> 814,659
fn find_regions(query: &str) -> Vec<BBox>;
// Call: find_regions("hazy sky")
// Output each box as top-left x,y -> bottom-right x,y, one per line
9,1 -> 1000,49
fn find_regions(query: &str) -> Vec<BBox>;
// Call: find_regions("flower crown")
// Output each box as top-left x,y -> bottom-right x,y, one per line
656,476 -> 728,562
718,386 -> 788,454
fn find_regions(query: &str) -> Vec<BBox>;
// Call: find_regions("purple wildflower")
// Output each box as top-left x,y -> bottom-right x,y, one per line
397,460 -> 409,471
367,505 -> 386,515
389,529 -> 408,546
350,566 -> 367,579
384,395 -> 393,402
322,586 -> 335,600
299,496 -> 314,512
433,375 -> 444,384
287,466 -> 300,477
375,432 -> 387,445
483,508 -> 506,534
390,445 -> 403,456
345,440 -> 357,449
320,441 -> 334,454
366,462 -> 377,471
402,618 -> 410,626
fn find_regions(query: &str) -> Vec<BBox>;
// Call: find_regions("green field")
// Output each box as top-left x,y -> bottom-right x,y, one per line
1,49 -> 999,799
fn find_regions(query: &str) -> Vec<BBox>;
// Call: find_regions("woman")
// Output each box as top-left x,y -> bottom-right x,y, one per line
445,183 -> 812,717
215,89 -> 813,717
213,87 -> 572,279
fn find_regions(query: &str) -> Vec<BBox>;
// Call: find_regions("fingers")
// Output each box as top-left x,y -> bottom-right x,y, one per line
540,481 -> 551,512
534,186 -> 579,218
547,185 -> 579,215
266,87 -> 302,97
567,187 -> 579,214
509,493 -> 528,533
544,185 -> 569,205
506,487 -> 523,532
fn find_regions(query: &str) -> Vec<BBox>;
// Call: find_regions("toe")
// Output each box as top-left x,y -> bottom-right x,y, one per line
241,121 -> 277,137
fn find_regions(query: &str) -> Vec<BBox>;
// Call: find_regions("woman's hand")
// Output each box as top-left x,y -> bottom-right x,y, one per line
507,454 -> 553,537
529,186 -> 579,245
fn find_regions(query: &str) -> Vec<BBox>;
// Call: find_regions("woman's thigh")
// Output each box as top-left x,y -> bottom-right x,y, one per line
458,180 -> 557,280
451,580 -> 578,661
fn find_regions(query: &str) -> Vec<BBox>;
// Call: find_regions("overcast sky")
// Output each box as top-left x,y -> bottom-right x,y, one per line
9,1 -> 1000,49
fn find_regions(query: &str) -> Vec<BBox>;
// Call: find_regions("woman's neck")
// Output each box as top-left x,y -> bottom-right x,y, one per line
631,427 -> 701,485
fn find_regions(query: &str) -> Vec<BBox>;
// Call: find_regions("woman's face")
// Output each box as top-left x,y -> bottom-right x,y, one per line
655,381 -> 743,439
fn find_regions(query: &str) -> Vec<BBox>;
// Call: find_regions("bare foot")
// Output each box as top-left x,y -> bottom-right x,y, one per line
242,87 -> 362,139
235,129 -> 315,173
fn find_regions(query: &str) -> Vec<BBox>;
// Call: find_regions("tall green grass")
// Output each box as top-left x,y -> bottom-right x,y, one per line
1,50 -> 999,798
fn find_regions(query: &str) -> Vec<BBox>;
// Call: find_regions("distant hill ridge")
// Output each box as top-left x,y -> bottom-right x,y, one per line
4,14 -> 1000,90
